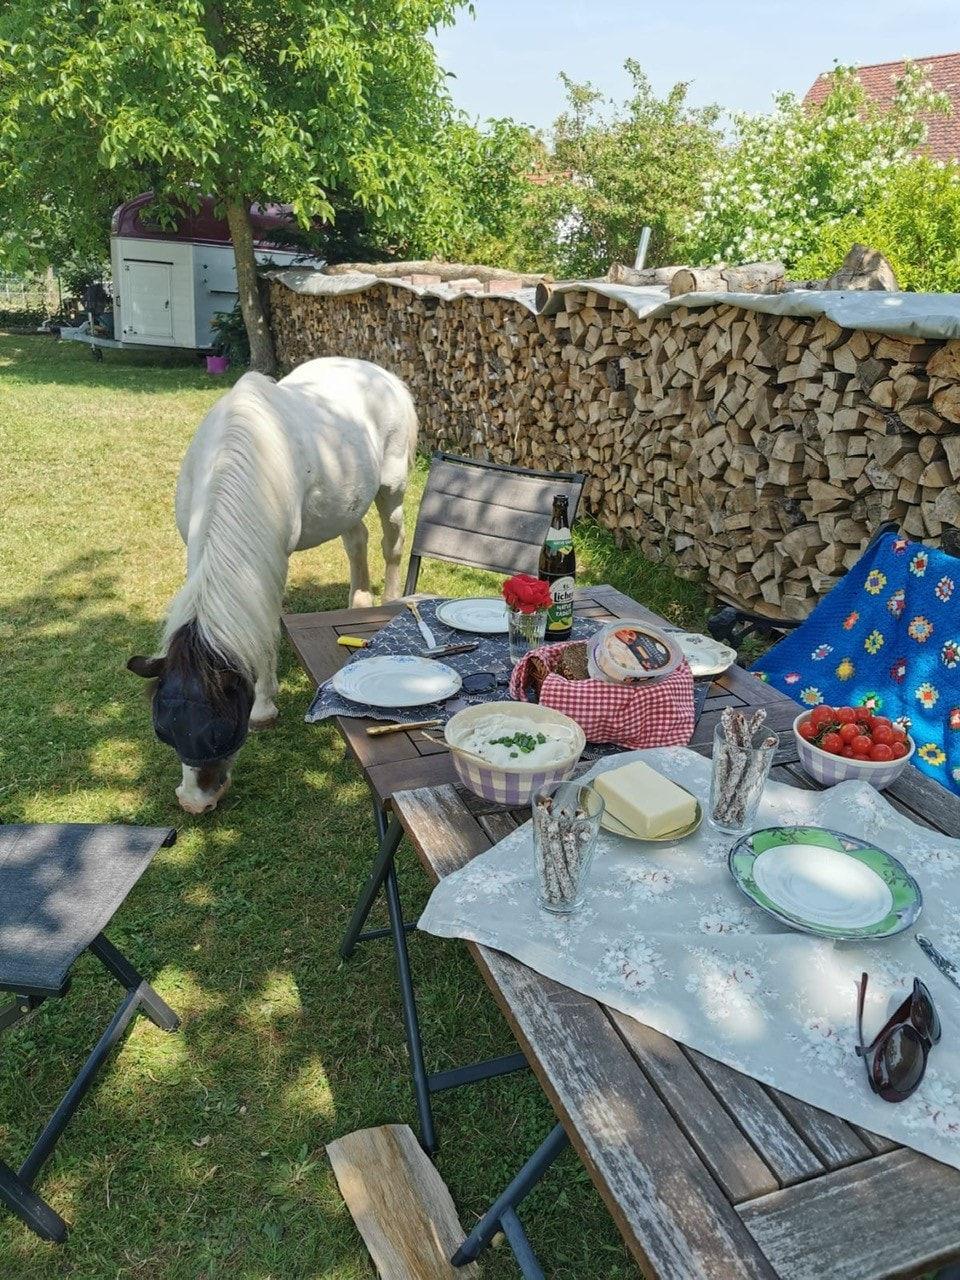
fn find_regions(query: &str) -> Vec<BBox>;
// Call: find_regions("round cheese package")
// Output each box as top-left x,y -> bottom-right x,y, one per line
587,621 -> 683,685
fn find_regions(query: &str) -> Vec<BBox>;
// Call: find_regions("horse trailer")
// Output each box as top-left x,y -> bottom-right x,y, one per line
62,193 -> 309,358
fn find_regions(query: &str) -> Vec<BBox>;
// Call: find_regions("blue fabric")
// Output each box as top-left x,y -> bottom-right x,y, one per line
752,531 -> 960,795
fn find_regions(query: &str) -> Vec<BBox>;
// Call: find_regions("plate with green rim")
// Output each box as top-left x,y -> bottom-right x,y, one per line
728,826 -> 922,940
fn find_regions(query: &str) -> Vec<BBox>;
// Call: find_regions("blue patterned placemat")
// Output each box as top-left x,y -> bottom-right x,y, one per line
304,600 -> 710,759
305,599 -> 601,725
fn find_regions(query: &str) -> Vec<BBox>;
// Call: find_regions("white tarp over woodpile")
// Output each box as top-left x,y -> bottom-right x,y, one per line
268,265 -> 960,340
538,281 -> 960,340
265,266 -> 540,310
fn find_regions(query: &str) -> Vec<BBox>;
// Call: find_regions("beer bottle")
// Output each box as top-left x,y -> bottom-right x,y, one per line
539,494 -> 575,642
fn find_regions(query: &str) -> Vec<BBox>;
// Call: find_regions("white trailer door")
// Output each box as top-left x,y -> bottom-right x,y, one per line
123,260 -> 174,339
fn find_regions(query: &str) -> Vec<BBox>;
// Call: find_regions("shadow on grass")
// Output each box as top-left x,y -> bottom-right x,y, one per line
0,548 -> 436,1271
0,454 -> 648,1276
2,548 -> 588,1279
0,330 -> 229,393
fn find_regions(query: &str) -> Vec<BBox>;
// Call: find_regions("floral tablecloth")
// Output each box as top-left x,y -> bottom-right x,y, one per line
418,746 -> 960,1170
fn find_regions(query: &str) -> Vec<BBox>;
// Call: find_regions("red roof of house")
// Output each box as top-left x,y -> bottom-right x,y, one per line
804,51 -> 960,161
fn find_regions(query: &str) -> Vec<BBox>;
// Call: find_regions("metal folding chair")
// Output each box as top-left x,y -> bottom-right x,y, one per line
0,823 -> 180,1241
403,451 -> 585,595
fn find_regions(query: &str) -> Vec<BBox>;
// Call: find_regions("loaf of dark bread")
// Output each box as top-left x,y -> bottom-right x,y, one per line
557,642 -> 590,682
524,655 -> 552,702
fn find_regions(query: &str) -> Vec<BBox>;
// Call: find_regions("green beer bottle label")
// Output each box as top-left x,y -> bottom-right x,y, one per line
546,575 -> 575,632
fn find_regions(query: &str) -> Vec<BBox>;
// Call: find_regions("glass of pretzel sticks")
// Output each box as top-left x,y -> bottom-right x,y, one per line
708,707 -> 778,836
531,781 -> 605,913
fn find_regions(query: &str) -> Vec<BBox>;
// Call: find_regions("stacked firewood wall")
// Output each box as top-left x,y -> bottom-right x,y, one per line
268,278 -> 960,621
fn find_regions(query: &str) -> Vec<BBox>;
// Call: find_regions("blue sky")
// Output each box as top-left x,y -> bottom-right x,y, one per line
433,0 -> 959,132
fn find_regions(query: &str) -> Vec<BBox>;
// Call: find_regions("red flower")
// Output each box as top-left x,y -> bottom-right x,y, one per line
502,574 -> 552,614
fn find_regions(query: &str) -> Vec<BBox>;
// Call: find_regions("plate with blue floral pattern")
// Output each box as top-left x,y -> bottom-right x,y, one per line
728,826 -> 922,940
332,655 -> 462,708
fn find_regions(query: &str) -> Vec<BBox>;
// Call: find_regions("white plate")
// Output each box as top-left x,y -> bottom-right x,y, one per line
753,844 -> 893,928
435,597 -> 510,634
671,631 -> 737,678
332,655 -> 462,708
729,827 -> 922,940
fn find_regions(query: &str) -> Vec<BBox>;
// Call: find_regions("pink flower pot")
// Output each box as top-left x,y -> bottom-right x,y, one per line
206,354 -> 229,374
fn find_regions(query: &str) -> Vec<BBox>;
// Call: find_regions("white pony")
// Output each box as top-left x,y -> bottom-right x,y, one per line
128,356 -> 418,814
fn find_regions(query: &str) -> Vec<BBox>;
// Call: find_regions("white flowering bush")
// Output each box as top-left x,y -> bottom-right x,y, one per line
683,63 -> 950,269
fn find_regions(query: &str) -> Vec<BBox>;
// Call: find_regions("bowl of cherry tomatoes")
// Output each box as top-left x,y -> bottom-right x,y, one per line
792,705 -> 915,791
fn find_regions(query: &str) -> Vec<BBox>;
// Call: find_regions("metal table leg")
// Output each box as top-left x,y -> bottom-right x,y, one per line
451,1122 -> 570,1275
339,805 -> 530,1153
339,812 -> 405,959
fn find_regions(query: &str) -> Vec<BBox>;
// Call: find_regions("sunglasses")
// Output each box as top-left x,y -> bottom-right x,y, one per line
855,971 -> 941,1102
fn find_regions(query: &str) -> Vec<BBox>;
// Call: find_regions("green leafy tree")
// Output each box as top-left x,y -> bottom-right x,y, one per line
518,62 -> 723,278
683,62 -> 951,269
0,0 -> 469,372
411,116 -> 542,266
794,157 -> 960,292
272,117 -> 542,268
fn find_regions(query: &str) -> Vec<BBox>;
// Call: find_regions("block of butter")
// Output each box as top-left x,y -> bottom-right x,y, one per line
594,760 -> 697,838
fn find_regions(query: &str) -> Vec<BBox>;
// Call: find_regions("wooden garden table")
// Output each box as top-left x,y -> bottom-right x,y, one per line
285,587 -> 960,1278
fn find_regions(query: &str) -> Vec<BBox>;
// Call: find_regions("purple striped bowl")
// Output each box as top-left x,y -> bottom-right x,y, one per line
792,711 -> 914,791
444,702 -> 585,806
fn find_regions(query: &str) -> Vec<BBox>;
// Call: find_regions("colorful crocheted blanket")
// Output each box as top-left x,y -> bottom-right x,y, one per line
753,531 -> 960,795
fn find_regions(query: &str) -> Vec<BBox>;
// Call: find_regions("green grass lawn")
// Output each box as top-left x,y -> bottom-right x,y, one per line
0,332 -> 708,1279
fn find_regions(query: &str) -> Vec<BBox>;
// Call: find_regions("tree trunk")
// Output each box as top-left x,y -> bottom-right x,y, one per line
822,243 -> 898,291
669,261 -> 785,298
225,199 -> 277,376
606,263 -> 688,286
669,267 -> 728,296
321,259 -> 548,285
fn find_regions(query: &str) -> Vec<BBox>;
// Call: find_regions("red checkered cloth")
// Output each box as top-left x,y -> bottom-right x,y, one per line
509,642 -> 695,748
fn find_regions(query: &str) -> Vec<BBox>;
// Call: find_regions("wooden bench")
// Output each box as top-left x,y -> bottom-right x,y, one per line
326,1124 -> 481,1279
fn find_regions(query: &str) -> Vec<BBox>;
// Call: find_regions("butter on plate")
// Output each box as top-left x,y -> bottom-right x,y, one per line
594,760 -> 697,839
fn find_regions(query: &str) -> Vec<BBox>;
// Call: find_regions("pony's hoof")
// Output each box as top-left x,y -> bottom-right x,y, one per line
249,714 -> 279,732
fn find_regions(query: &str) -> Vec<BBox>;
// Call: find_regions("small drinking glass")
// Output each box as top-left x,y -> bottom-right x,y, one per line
507,607 -> 548,665
531,781 -> 605,914
708,722 -> 777,835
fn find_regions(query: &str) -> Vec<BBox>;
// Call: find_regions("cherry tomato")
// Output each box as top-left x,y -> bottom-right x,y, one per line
798,720 -> 818,741
810,705 -> 836,728
841,746 -> 855,758
872,724 -> 894,746
870,743 -> 894,762
851,735 -> 873,756
891,728 -> 907,744
835,706 -> 857,724
891,741 -> 909,759
872,716 -> 893,730
839,723 -> 860,744
821,732 -> 844,755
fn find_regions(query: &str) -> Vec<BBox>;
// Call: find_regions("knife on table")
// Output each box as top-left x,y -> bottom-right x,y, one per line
421,641 -> 480,659
407,600 -> 438,649
916,935 -> 960,992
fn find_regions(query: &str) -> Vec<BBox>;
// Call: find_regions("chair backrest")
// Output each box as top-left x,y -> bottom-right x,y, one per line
403,452 -> 585,596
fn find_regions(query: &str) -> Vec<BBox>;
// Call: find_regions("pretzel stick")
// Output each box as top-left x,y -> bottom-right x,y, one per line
713,709 -> 770,826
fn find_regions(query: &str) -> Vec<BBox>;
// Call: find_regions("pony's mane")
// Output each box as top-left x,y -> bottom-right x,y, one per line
162,374 -> 295,680
164,619 -> 243,710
